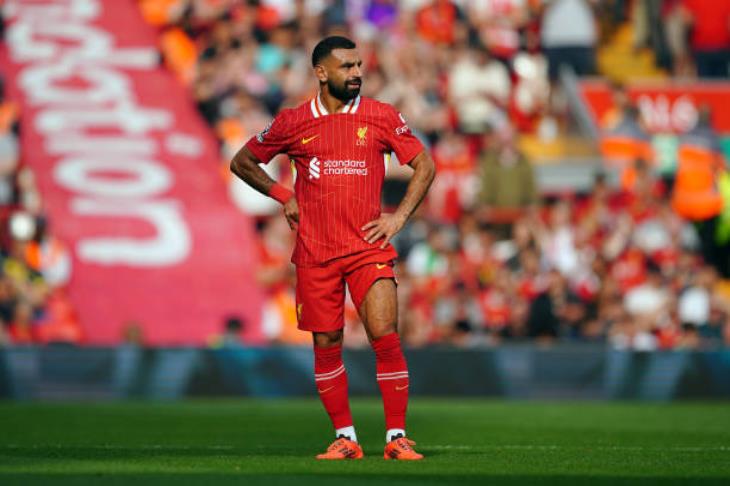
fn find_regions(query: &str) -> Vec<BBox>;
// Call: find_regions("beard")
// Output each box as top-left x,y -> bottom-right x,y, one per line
327,77 -> 361,102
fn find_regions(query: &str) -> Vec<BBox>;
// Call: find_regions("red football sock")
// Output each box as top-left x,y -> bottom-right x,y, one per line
313,344 -> 353,430
373,332 -> 409,431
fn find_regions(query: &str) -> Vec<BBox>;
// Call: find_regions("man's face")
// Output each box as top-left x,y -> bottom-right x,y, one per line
316,48 -> 363,102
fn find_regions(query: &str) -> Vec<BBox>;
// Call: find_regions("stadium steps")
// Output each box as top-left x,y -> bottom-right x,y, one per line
597,23 -> 666,83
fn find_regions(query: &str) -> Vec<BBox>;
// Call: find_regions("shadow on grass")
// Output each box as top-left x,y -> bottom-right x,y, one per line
0,446 -> 241,461
0,445 -> 457,461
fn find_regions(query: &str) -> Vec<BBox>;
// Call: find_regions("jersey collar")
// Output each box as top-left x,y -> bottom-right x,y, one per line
310,94 -> 361,118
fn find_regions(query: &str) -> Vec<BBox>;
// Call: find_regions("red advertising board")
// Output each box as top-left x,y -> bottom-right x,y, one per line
580,79 -> 730,134
0,0 -> 265,344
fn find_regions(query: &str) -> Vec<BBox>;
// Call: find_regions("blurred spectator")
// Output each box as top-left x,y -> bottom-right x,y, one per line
600,89 -> 655,194
526,271 -> 563,341
414,0 -> 466,46
678,267 -> 713,327
466,0 -> 529,62
632,0 -> 673,71
0,77 -> 19,206
682,106 -> 723,153
0,78 -> 19,137
511,29 -> 550,132
673,107 -> 729,276
540,0 -> 598,80
122,321 -> 145,346
477,125 -> 537,214
406,225 -> 451,280
222,316 -> 245,346
428,129 -> 477,223
661,1 -> 693,76
23,218 -> 71,288
479,267 -> 513,332
540,201 -> 580,277
8,300 -> 34,344
0,68 -> 77,346
34,293 -> 82,345
624,262 -> 671,325
448,43 -> 511,133
256,217 -> 309,345
208,315 -> 246,348
680,0 -> 730,78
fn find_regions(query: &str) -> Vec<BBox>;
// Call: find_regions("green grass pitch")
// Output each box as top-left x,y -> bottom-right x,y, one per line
1,399 -> 729,485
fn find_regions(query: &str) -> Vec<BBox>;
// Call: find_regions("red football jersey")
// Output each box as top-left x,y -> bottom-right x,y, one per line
245,95 -> 425,266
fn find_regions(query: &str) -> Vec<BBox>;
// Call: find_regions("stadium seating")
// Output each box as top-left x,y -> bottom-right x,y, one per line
0,0 -> 728,350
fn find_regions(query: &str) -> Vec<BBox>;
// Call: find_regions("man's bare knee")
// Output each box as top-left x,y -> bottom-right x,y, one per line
313,330 -> 344,348
367,321 -> 397,341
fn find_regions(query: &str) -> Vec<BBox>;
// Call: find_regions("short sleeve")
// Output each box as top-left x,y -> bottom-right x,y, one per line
244,112 -> 291,164
383,106 -> 424,165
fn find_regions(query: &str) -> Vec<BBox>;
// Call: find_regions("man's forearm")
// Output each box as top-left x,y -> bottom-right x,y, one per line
230,147 -> 293,204
393,152 -> 436,223
230,147 -> 277,195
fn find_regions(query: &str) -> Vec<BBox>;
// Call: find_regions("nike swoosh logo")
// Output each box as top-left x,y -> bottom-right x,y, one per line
376,263 -> 387,269
395,384 -> 409,391
317,385 -> 335,393
302,135 -> 319,145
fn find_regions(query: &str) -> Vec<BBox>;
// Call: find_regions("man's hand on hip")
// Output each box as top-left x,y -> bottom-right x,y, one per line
361,213 -> 407,249
284,198 -> 299,230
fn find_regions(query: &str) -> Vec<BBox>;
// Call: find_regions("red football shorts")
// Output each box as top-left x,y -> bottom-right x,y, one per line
295,247 -> 398,332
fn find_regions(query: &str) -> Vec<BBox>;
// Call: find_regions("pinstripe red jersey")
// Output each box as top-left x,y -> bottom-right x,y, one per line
245,95 -> 424,266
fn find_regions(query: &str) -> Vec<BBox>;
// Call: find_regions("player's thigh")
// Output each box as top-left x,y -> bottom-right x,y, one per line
359,278 -> 398,340
296,264 -> 346,332
346,263 -> 398,338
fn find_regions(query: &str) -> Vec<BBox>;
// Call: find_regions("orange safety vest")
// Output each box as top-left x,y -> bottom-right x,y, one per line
0,101 -> 19,134
217,118 -> 248,182
217,118 -> 247,147
600,135 -> 654,165
24,238 -> 66,273
139,0 -> 183,26
671,144 -> 723,221
160,28 -> 197,84
600,135 -> 654,191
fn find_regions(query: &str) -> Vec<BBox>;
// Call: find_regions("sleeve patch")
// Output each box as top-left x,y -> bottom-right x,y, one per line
256,120 -> 273,143
395,112 -> 410,135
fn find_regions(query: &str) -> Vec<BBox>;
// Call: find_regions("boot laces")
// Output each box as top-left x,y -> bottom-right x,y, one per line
395,437 -> 415,450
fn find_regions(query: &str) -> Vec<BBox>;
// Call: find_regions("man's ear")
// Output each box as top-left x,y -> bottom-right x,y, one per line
314,64 -> 327,83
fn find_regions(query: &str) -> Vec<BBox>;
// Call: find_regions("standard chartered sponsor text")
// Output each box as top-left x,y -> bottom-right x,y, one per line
323,159 -> 368,176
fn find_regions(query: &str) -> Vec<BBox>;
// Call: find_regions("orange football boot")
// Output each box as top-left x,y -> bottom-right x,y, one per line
383,436 -> 424,460
316,436 -> 364,460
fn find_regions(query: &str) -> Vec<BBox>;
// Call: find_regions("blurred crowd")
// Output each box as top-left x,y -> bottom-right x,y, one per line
0,78 -> 81,346
0,1 -> 725,348
136,0 -> 730,349
255,169 -> 730,350
622,0 -> 730,78
140,0 -> 730,151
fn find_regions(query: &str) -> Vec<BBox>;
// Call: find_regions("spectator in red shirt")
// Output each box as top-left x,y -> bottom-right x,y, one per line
681,0 -> 730,78
415,0 -> 466,46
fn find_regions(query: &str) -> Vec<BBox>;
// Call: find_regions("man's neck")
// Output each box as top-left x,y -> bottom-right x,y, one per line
319,90 -> 349,115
